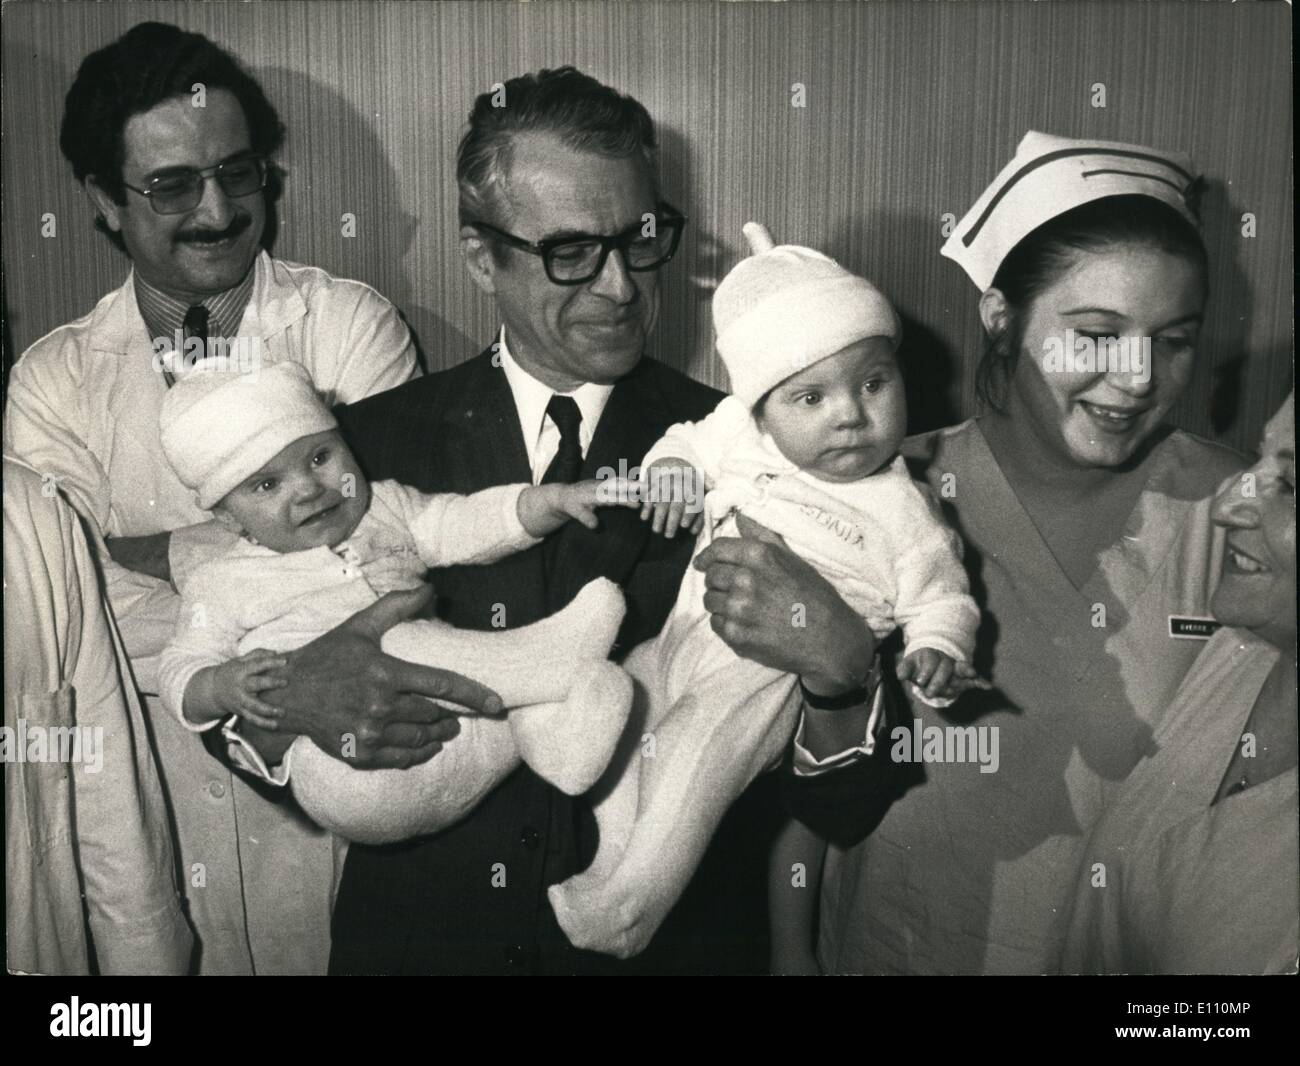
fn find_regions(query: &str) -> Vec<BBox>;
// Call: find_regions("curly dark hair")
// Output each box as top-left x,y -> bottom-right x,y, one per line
60,21 -> 284,203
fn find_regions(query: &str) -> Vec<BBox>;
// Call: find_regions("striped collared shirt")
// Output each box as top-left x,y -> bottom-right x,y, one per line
133,264 -> 257,351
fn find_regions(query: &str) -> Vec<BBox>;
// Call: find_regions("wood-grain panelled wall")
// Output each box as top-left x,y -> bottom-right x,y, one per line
2,1 -> 1292,451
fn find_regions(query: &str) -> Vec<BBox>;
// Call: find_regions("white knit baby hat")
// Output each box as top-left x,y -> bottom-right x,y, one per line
159,360 -> 338,509
712,223 -> 901,408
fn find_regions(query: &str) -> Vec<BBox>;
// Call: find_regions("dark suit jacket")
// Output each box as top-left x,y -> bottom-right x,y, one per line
328,347 -> 902,975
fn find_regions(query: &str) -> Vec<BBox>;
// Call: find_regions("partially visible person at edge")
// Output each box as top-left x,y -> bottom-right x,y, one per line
238,67 -> 905,975
5,457 -> 193,975
1,22 -> 446,975
1063,391 -> 1297,974
818,131 -> 1248,975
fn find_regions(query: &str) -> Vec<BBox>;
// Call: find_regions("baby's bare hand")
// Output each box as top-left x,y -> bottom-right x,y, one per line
898,650 -> 988,701
946,660 -> 993,696
518,478 -> 639,536
563,477 -> 640,530
639,458 -> 704,539
645,500 -> 705,539
216,648 -> 288,730
898,647 -> 952,699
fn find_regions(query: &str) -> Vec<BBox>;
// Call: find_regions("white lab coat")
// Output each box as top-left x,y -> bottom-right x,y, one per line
1062,626 -> 1297,974
4,250 -> 418,687
4,458 -> 192,975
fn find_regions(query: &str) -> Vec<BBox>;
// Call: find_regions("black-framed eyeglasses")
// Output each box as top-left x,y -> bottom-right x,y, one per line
470,202 -> 687,285
122,154 -> 269,215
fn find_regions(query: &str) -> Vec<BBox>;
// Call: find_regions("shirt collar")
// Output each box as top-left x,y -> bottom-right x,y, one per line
133,259 -> 258,348
496,326 -> 614,455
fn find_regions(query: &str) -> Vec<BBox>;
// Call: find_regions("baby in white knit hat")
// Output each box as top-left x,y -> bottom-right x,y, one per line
156,360 -> 637,845
548,223 -> 983,962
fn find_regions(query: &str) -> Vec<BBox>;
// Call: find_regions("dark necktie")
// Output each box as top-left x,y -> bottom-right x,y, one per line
183,304 -> 210,364
539,395 -> 584,604
160,305 -> 208,387
541,395 -> 583,484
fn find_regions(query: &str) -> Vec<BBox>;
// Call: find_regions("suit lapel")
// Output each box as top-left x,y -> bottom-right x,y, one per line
421,348 -> 547,629
434,347 -> 533,493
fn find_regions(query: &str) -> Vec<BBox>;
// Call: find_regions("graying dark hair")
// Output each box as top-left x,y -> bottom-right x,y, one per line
457,66 -> 658,233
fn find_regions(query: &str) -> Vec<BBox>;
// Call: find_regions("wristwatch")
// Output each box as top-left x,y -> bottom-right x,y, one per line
799,653 -> 883,710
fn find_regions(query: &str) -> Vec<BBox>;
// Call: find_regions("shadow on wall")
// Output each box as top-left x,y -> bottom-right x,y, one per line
3,34 -> 79,356
839,207 -> 963,435
652,127 -> 966,419
261,63 -> 474,374
897,313 -> 961,436
1199,177 -> 1252,439
649,124 -> 731,388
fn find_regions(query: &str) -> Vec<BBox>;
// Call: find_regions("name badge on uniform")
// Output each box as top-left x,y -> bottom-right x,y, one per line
1168,615 -> 1220,640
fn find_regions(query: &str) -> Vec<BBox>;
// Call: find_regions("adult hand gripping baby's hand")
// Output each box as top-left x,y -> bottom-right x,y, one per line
262,585 -> 504,770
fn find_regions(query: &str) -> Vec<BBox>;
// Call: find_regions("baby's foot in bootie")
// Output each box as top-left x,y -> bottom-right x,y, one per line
512,661 -> 632,795
548,867 -> 657,960
377,577 -> 626,707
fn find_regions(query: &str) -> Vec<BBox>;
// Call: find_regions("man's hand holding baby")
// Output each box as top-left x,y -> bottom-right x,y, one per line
243,585 -> 502,770
695,514 -> 876,695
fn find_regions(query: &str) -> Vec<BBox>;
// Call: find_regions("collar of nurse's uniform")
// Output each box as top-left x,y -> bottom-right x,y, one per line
90,249 -> 305,354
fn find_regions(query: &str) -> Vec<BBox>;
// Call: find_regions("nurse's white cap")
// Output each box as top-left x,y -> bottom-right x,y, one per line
941,130 -> 1202,292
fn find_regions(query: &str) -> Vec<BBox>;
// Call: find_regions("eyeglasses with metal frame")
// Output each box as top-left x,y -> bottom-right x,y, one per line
121,154 -> 270,215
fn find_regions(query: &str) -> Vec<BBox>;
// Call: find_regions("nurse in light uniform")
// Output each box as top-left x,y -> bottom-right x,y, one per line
818,132 -> 1247,974
1063,392 -> 1296,974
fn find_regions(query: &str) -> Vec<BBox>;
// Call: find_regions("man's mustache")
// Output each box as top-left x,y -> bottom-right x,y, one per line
176,214 -> 253,244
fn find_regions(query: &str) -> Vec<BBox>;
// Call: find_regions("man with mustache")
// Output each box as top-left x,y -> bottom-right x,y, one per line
3,22 -> 437,974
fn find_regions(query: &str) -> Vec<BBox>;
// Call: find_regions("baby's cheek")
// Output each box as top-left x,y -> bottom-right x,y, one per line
880,418 -> 907,454
766,419 -> 819,469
